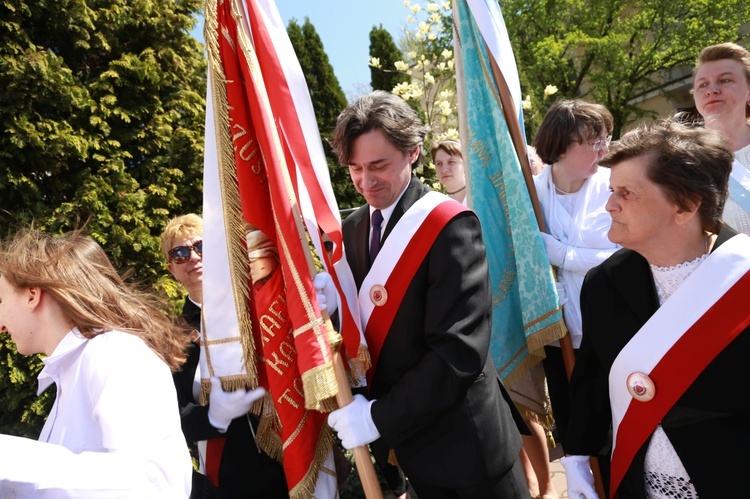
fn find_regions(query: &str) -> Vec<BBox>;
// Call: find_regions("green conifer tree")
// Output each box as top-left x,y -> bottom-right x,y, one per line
0,0 -> 206,436
369,24 -> 409,92
287,18 -> 360,209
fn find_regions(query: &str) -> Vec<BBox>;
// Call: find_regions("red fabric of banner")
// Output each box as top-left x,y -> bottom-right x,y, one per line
252,269 -> 329,492
212,1 -> 335,494
244,0 -> 361,362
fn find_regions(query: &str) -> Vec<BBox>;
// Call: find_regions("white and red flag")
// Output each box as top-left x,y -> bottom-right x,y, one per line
200,0 -> 366,496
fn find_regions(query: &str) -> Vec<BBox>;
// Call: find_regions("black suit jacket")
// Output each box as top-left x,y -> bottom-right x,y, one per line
173,299 -> 288,499
566,226 -> 750,498
343,177 -> 523,488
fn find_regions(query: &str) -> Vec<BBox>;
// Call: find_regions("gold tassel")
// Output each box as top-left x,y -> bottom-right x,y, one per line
199,378 -> 212,406
347,344 -> 372,383
300,361 -> 340,411
511,396 -> 558,450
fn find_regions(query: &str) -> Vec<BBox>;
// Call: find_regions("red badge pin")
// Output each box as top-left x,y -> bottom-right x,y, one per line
369,284 -> 388,307
626,372 -> 655,402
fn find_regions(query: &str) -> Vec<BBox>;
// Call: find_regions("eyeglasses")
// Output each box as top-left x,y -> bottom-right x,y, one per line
168,240 -> 203,264
588,135 -> 612,151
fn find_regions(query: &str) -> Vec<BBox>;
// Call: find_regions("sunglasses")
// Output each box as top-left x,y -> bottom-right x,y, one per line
168,240 -> 203,264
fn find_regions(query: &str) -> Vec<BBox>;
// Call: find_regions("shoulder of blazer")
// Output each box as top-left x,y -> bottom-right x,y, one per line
592,224 -> 739,286
343,204 -> 369,227
382,177 -> 431,241
585,225 -> 740,323
343,204 -> 371,288
585,247 -> 656,324
714,224 -> 739,249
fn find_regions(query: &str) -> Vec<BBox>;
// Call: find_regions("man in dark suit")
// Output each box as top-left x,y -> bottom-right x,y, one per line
161,214 -> 288,499
326,91 -> 528,498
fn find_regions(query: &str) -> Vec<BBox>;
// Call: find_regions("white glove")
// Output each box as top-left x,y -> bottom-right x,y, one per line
541,232 -> 567,268
327,394 -> 380,449
561,455 -> 599,499
208,377 -> 266,432
555,280 -> 568,307
314,272 -> 338,315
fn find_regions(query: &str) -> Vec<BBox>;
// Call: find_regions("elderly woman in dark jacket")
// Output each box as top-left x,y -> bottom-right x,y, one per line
562,120 -> 750,499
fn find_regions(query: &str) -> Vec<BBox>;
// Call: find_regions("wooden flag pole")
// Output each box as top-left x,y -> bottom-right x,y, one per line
486,47 -> 606,499
206,0 -> 381,495
274,138 -> 383,499
227,3 -> 383,495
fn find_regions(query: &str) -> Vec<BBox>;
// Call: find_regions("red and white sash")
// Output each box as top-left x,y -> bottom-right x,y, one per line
608,233 -> 750,497
358,192 -> 469,384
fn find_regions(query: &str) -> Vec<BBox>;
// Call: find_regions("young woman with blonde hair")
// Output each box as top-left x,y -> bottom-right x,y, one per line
0,228 -> 192,497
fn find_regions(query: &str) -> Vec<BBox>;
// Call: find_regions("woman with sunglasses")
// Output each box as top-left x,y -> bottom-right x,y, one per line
531,100 -> 620,465
161,214 -> 288,499
0,228 -> 192,497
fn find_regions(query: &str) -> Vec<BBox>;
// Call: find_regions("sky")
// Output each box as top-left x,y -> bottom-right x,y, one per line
192,1 -> 410,100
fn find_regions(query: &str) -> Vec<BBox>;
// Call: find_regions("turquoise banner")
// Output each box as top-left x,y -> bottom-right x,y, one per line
455,0 -> 566,382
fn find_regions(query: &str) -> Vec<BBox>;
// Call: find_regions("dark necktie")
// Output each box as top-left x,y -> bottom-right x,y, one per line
369,209 -> 383,265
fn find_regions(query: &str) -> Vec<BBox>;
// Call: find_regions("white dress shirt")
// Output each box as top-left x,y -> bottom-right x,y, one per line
0,329 -> 192,498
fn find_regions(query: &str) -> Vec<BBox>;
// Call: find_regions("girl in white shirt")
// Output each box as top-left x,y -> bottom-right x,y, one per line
531,100 -> 620,451
0,229 -> 193,498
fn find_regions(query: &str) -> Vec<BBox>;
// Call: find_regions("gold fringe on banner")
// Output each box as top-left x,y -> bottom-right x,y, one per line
203,0 -> 260,391
228,0 -> 339,412
525,309 -> 569,356
219,374 -> 255,392
289,426 -> 336,499
253,395 -> 338,498
256,401 -> 284,463
496,309 -> 568,392
275,214 -> 339,409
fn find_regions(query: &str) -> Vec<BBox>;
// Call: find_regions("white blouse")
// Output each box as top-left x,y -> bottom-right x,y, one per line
0,329 -> 192,498
725,145 -> 750,235
534,167 -> 620,347
644,257 -> 706,499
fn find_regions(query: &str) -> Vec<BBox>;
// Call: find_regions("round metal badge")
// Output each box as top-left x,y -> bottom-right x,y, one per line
626,372 -> 655,402
369,284 -> 388,307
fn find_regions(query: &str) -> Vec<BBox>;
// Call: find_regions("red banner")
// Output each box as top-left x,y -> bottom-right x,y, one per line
243,0 -> 365,368
204,0 -> 340,495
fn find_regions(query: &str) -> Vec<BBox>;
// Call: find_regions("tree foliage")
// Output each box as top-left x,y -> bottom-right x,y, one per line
287,18 -> 361,210
501,0 -> 750,138
0,0 -> 206,435
370,1 -> 457,190
369,24 -> 409,93
391,1 -> 457,144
